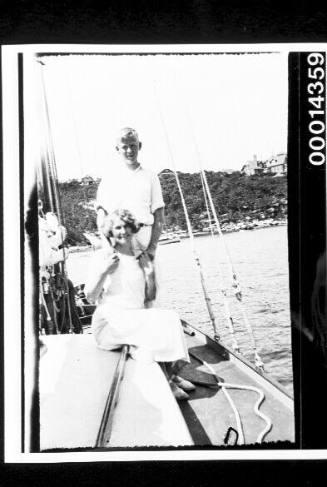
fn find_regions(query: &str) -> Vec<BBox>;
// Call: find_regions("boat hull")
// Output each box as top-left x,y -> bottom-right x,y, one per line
158,237 -> 181,245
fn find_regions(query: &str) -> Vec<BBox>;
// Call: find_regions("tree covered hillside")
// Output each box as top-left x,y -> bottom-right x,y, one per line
160,171 -> 287,229
59,171 -> 287,245
59,179 -> 98,245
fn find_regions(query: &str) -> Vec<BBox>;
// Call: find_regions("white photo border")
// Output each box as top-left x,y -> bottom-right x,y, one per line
2,43 -> 327,463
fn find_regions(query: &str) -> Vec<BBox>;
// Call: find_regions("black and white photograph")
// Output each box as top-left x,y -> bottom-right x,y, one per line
2,44 -> 327,462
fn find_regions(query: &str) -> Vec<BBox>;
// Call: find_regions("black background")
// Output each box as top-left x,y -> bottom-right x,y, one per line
288,52 -> 327,449
1,0 -> 327,485
0,0 -> 326,44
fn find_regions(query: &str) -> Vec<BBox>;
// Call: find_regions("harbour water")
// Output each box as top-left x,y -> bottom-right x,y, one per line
66,225 -> 293,393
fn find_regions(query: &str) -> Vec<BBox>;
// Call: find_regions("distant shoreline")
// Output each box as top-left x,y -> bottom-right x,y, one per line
67,218 -> 287,254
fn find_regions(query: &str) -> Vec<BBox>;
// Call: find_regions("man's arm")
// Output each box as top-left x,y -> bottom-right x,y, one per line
96,206 -> 108,232
147,207 -> 164,259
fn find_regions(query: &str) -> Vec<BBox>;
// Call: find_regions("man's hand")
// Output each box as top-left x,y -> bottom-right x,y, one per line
96,207 -> 107,232
147,207 -> 164,260
138,252 -> 155,275
138,252 -> 156,302
145,247 -> 156,261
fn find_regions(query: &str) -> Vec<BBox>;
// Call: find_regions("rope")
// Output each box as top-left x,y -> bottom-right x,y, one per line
220,384 -> 245,445
190,352 -> 272,444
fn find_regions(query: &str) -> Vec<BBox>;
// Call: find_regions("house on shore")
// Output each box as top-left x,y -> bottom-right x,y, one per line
80,175 -> 95,185
241,153 -> 287,176
241,155 -> 264,176
264,153 -> 287,175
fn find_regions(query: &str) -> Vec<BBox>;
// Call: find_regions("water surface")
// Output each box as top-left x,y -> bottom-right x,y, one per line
67,225 -> 293,392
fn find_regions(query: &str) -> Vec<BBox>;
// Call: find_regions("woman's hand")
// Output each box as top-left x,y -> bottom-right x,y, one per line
101,251 -> 120,275
85,249 -> 119,304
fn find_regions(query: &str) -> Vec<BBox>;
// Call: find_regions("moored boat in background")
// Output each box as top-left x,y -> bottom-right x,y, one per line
159,232 -> 181,245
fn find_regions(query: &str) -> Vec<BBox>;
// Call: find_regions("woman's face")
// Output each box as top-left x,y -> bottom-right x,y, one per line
110,216 -> 133,244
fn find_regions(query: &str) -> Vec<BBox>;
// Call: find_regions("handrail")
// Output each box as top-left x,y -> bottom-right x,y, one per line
95,345 -> 129,447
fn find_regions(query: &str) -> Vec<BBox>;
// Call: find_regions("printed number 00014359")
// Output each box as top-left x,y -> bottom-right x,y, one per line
307,52 -> 326,166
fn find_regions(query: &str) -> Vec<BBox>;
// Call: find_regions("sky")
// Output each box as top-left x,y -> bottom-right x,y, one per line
36,52 -> 288,181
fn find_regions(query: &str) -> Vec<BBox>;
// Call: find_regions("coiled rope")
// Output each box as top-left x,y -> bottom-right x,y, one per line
190,351 -> 272,444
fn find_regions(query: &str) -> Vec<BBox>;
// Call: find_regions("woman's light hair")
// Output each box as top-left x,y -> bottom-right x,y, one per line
102,209 -> 141,237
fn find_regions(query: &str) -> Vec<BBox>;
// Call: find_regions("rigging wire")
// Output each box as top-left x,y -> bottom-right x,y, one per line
154,81 -> 219,338
154,79 -> 241,350
200,172 -> 214,237
200,165 -> 264,368
200,161 -> 263,368
173,71 -> 264,371
63,62 -> 87,184
39,62 -> 64,227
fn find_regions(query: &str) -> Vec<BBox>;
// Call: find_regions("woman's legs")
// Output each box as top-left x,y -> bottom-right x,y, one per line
158,361 -> 174,380
158,361 -> 195,400
158,360 -> 186,379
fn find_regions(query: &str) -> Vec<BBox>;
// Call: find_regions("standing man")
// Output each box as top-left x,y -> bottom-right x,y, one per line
96,127 -> 165,299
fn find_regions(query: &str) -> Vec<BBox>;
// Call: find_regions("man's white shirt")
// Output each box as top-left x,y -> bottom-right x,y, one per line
96,163 -> 165,225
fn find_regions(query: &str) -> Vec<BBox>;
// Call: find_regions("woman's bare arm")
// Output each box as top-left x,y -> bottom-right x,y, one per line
85,251 -> 119,303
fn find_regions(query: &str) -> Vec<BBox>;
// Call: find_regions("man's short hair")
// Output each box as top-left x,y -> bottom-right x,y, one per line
116,127 -> 140,144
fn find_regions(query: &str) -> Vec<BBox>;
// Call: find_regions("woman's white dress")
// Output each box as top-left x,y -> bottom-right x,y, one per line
91,252 -> 189,363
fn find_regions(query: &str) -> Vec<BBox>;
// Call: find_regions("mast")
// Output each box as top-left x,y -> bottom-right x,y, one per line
37,56 -> 77,335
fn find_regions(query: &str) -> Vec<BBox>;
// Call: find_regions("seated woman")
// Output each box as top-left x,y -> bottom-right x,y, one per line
85,209 -> 195,400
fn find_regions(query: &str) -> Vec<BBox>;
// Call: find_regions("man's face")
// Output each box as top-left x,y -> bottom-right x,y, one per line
116,136 -> 141,165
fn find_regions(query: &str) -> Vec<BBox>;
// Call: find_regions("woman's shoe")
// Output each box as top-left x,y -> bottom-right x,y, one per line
172,375 -> 196,392
169,381 -> 189,401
